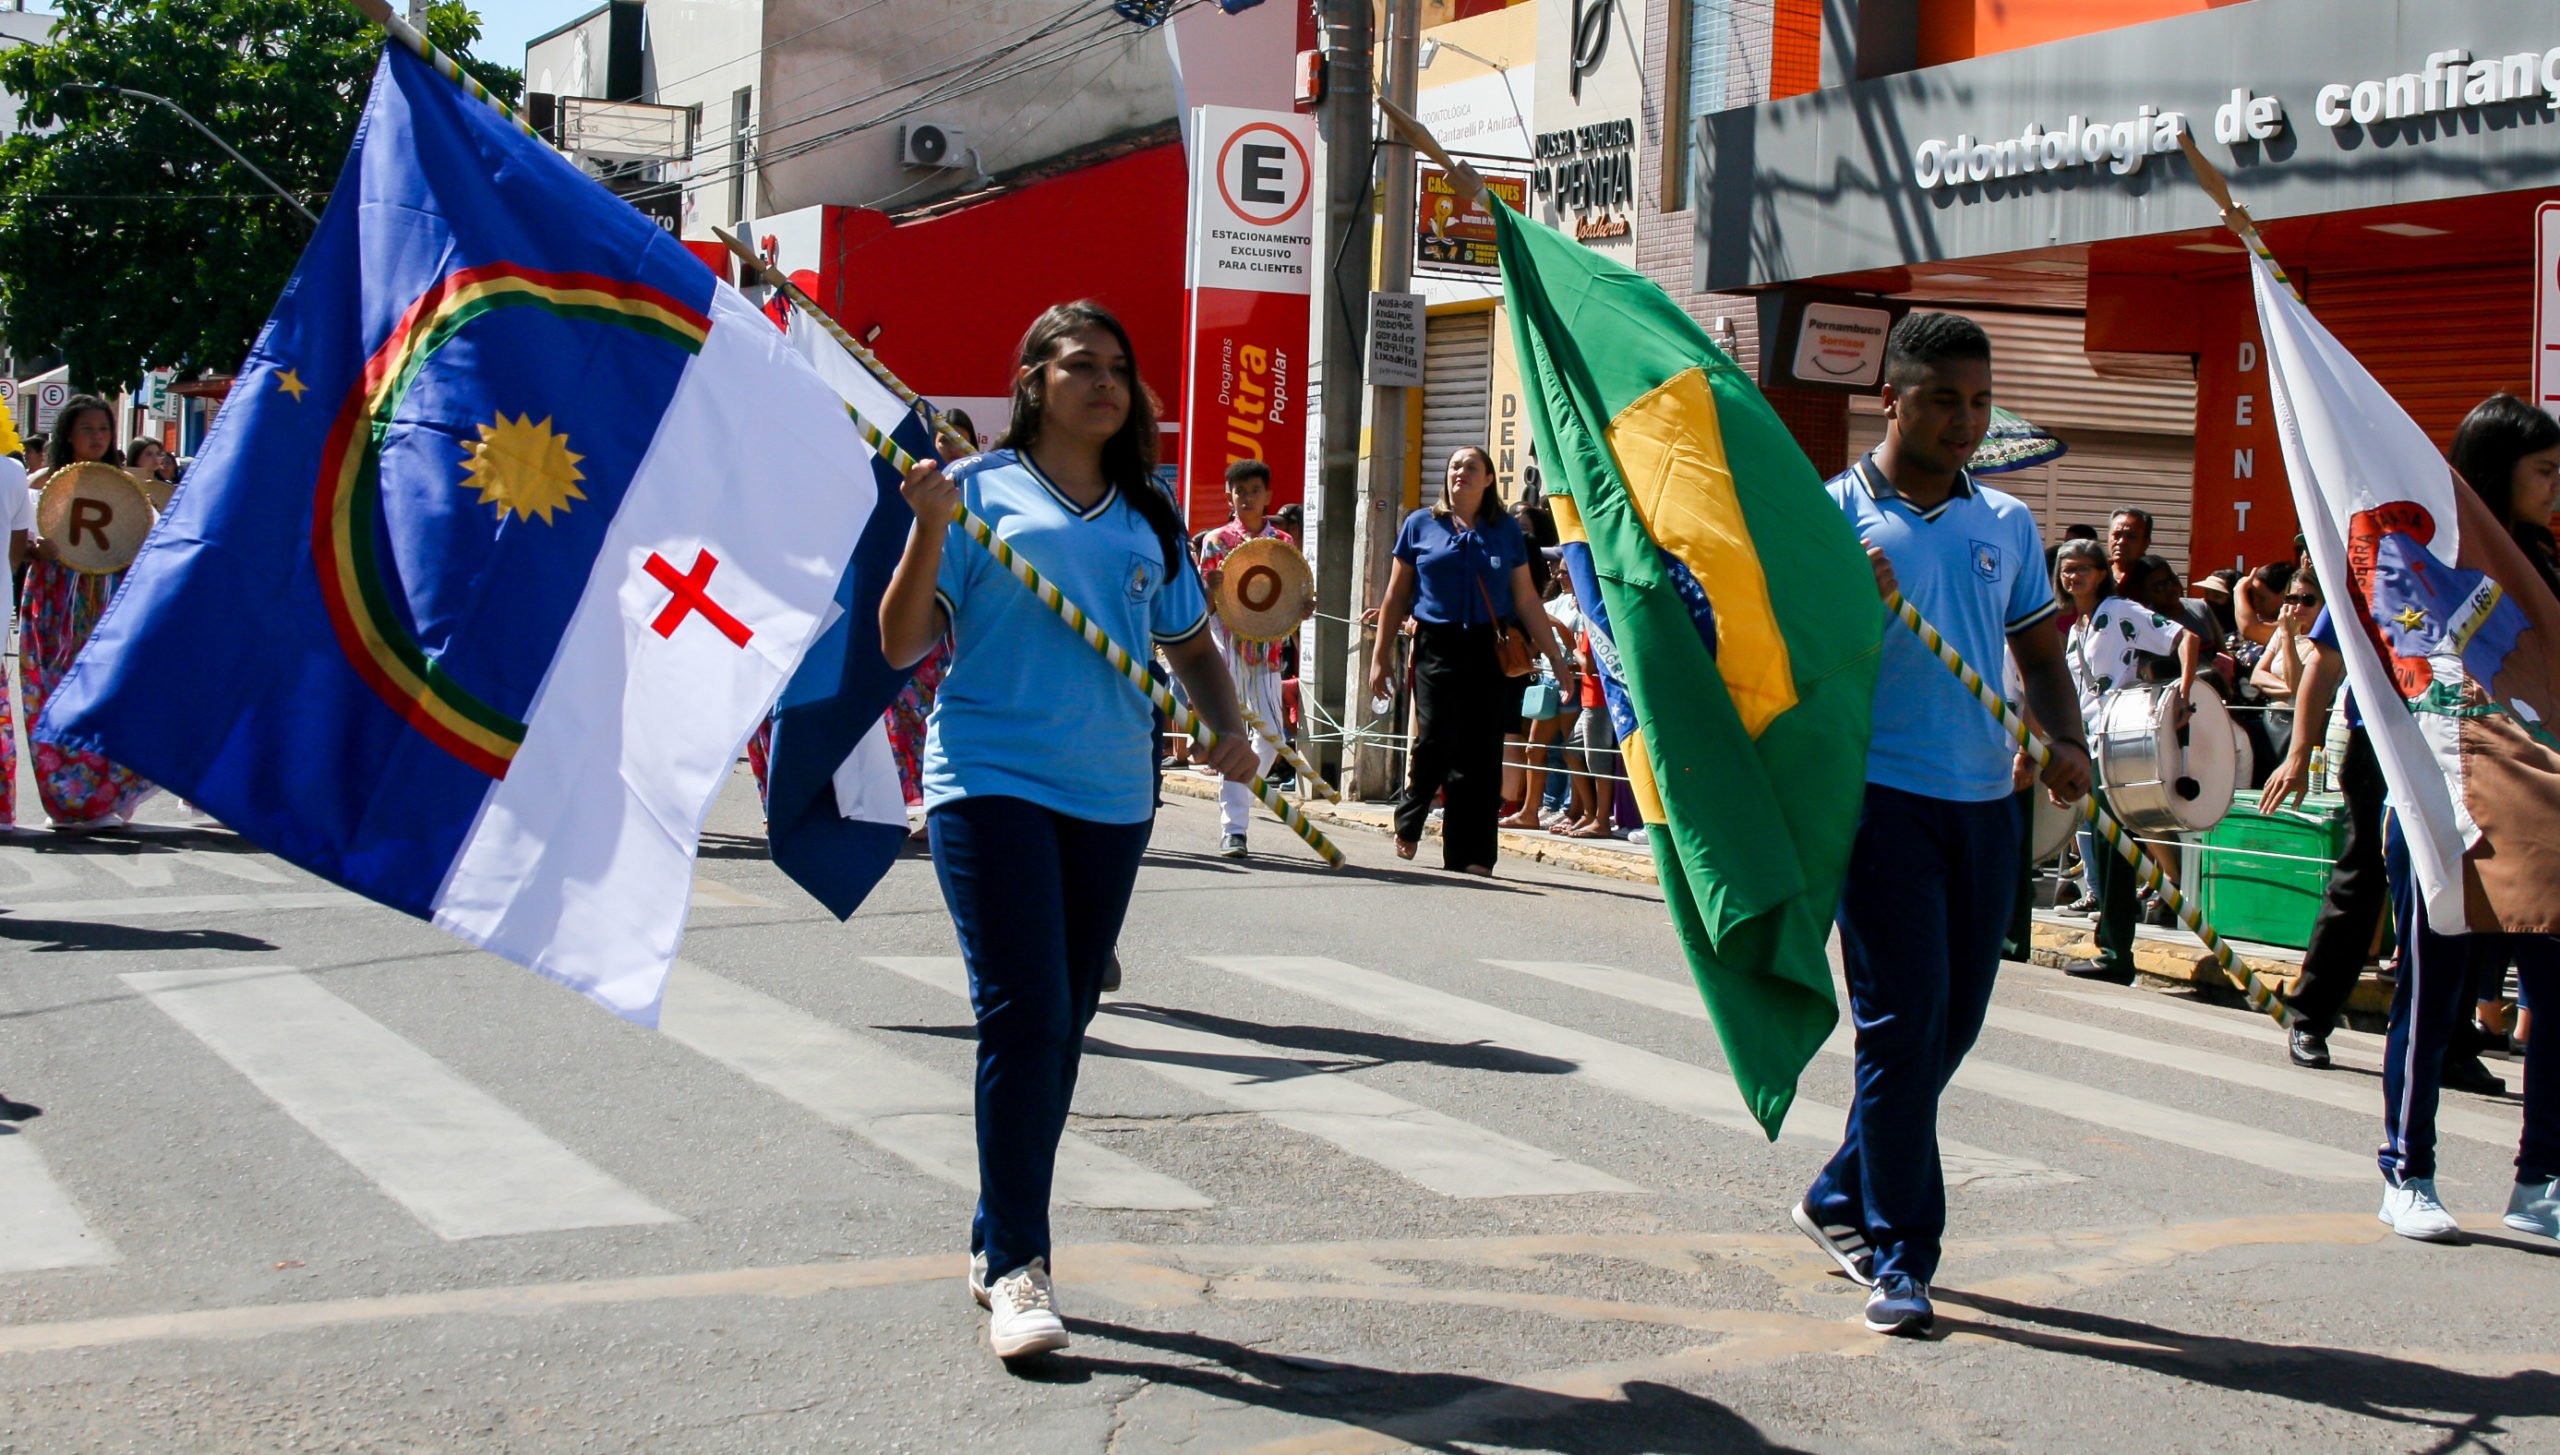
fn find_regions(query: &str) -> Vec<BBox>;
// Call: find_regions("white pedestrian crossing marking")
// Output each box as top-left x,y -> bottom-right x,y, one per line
1214,957 -> 2067,1187
658,963 -> 1208,1210
1490,961 -> 2375,1183
7,892 -> 359,920
123,966 -> 679,1240
171,850 -> 291,884
1981,1002 -> 2517,1146
866,957 -> 1639,1199
72,852 -> 173,890
0,847 -> 80,894
0,1129 -> 117,1273
2037,985 -> 2393,1070
687,877 -> 776,910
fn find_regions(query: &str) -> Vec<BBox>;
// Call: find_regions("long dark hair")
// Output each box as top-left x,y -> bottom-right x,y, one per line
995,300 -> 1189,579
1430,444 -> 1510,526
2450,393 -> 2560,585
46,395 -> 117,469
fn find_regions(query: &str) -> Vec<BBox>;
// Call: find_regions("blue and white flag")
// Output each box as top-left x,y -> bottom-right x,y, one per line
39,45 -> 876,1021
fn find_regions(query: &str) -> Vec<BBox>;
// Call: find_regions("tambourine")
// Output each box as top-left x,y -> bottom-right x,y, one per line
1213,535 -> 1314,643
36,462 -> 155,575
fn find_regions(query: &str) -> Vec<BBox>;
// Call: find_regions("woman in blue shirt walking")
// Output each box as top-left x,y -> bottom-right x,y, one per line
880,301 -> 1256,1361
1366,446 -> 1577,873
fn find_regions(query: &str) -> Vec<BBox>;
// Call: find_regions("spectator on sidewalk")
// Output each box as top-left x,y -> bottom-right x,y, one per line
1554,623 -> 1618,838
2105,507 -> 2152,595
1367,446 -> 1577,875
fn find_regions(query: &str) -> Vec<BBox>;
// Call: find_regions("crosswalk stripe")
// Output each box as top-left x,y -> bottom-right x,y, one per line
0,846 -> 80,893
123,966 -> 679,1240
658,963 -> 1208,1211
1981,1003 -> 2517,1146
1211,957 -> 2068,1188
1488,961 -> 2374,1183
865,957 -> 1639,1199
2036,985 -> 2392,1067
171,850 -> 292,884
0,1129 -> 117,1273
9,892 -> 358,919
77,853 -> 174,889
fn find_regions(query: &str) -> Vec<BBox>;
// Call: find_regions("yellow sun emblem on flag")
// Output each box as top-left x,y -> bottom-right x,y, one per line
459,413 -> 587,524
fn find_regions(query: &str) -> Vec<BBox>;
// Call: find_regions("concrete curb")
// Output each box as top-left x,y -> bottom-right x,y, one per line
2026,920 -> 2393,1018
1156,771 -> 1661,884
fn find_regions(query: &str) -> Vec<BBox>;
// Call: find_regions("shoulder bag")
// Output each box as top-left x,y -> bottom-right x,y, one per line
1475,575 -> 1535,678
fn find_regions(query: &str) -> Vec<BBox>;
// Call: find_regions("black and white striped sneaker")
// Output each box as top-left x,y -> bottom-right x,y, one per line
1790,1200 -> 1877,1287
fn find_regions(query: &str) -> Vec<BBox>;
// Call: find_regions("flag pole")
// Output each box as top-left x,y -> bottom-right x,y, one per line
340,0 -> 543,142
716,235 -> 1345,867
1375,92 -> 1487,207
2174,131 -> 2303,303
1884,591 -> 2286,1022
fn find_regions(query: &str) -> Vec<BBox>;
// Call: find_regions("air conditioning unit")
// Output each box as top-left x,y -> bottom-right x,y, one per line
900,122 -> 964,169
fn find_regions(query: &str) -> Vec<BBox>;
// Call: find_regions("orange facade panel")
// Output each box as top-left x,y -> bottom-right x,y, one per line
1921,0 -> 2251,65
1771,0 -> 1823,99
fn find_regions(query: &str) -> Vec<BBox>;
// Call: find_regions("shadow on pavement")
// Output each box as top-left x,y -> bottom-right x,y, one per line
1944,1289 -> 2560,1450
1031,1319 -> 1811,1454
1108,1002 -> 1580,1076
0,914 -> 276,955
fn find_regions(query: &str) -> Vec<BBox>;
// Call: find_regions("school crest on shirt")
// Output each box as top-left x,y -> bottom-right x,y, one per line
1969,539 -> 2002,581
1125,552 -> 1157,603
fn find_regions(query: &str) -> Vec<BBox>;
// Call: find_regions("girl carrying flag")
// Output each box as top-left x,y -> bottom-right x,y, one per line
879,301 -> 1255,1361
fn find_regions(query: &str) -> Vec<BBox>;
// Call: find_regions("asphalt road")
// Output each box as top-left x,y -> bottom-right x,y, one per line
1,769 -> 2553,1454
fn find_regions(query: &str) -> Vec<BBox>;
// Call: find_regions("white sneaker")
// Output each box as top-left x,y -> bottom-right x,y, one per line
2378,1177 -> 2464,1242
2505,1176 -> 2560,1239
986,1257 -> 1069,1359
967,1251 -> 991,1309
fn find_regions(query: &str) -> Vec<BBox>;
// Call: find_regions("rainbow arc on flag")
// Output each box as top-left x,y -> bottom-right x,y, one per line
1495,201 -> 1881,1137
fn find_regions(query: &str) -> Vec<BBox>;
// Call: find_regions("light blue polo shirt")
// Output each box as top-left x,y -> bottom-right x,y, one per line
1828,455 -> 2056,803
926,450 -> 1208,824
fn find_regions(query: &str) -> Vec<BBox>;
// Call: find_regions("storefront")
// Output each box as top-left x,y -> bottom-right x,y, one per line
1693,0 -> 2560,577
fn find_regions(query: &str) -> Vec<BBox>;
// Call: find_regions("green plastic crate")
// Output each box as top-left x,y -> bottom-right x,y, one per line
2194,803 -> 2348,951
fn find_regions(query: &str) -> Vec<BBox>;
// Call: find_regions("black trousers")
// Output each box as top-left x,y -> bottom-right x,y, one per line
2287,725 -> 2385,1035
1395,622 -> 1525,870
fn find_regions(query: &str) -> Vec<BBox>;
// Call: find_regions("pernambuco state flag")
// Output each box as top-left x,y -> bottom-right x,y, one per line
39,45 -> 878,1021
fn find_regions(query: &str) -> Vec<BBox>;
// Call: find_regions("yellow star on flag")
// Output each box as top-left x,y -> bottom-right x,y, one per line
2394,605 -> 2429,633
459,412 -> 587,525
276,369 -> 309,401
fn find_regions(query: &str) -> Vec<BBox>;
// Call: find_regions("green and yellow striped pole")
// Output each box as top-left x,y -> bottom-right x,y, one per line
1885,590 -> 2286,1022
836,404 -> 1343,867
2176,131 -> 2303,302
344,0 -> 543,142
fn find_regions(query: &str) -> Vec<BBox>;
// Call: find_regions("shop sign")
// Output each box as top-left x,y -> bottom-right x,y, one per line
2537,202 -> 2560,416
1531,118 -> 1635,225
1181,106 -> 1316,528
33,379 -> 66,432
1416,164 -> 1529,279
1754,290 -> 1908,395
1912,107 -> 2191,192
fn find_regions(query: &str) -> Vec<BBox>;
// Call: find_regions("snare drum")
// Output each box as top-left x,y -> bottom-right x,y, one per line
2030,789 -> 2086,862
2093,683 -> 2241,836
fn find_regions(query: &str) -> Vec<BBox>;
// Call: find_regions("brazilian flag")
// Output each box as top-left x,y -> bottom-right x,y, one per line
1496,202 -> 1881,1138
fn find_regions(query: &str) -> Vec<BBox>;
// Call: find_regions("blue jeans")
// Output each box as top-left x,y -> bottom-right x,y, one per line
1807,783 -> 2021,1284
2381,818 -> 2560,1184
928,794 -> 1153,1279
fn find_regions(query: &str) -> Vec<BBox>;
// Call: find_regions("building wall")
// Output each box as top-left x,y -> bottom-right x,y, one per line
1915,0 -> 2245,65
641,0 -> 764,236
754,0 -> 1179,218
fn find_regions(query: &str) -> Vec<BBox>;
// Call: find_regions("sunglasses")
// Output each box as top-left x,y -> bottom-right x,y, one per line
2283,594 -> 2318,606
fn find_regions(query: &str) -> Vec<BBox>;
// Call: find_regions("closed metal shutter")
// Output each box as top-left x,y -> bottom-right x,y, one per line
1420,308 -> 1495,506
1847,412 -> 2198,582
2311,264 -> 2533,448
1964,309 -> 2196,435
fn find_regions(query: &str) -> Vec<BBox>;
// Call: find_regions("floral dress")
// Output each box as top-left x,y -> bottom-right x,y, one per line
887,640 -> 949,806
19,555 -> 155,825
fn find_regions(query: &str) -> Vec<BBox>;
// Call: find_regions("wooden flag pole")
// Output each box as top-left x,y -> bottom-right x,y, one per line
1374,92 -> 1487,208
341,0 -> 543,142
2175,130 -> 2304,303
716,236 -> 1344,867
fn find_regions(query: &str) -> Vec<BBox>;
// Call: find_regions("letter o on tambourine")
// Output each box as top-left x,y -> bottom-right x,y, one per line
37,462 -> 156,575
1214,535 -> 1315,643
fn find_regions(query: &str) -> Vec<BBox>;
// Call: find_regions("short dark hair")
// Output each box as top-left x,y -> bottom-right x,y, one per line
1223,458 -> 1272,490
2062,522 -> 2099,541
2110,506 -> 2154,537
1883,311 -> 1991,389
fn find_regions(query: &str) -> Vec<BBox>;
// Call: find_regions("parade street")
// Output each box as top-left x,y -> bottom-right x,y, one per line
0,772 -> 2547,1455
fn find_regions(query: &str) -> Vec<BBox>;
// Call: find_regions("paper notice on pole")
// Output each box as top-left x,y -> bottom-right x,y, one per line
1367,292 -> 1426,389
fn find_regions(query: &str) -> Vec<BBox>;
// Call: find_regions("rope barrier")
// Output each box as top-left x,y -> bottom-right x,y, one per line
1886,590 -> 2289,1022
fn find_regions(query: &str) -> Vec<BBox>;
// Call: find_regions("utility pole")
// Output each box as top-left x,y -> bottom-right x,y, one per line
1307,0 -> 1373,786
1346,0 -> 1422,799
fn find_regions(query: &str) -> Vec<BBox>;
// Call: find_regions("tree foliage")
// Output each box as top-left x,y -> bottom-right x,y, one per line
0,0 -> 518,389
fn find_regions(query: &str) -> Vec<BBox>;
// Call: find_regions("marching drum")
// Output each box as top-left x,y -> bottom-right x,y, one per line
36,462 -> 156,575
1213,535 -> 1315,643
2093,682 -> 2241,836
2031,789 -> 2085,863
